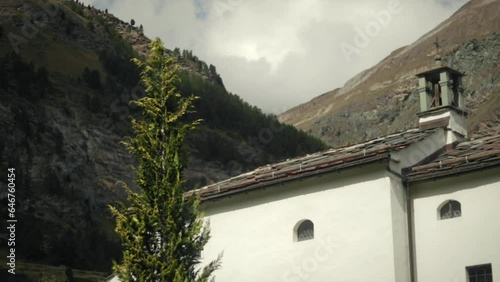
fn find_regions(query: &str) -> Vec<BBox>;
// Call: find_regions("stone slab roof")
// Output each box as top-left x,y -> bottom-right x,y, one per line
407,134 -> 500,182
186,128 -> 439,201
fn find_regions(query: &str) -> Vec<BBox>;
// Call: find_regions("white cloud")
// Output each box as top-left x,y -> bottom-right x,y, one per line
84,0 -> 468,113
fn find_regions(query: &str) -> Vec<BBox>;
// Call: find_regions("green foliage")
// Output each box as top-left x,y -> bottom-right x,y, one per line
111,39 -> 221,281
65,267 -> 74,282
182,49 -> 193,60
0,53 -> 52,99
81,6 -> 138,60
176,70 -> 328,166
82,67 -> 101,89
64,0 -> 85,17
130,19 -> 135,26
36,67 -> 49,84
109,26 -> 137,59
99,52 -> 140,87
36,67 -> 51,97
13,210 -> 120,272
42,225 -> 120,271
87,21 -> 95,32
0,70 -> 7,91
39,273 -> 59,282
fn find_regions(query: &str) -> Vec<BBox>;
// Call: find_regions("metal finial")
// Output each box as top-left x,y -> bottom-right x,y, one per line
433,36 -> 440,55
433,36 -> 443,66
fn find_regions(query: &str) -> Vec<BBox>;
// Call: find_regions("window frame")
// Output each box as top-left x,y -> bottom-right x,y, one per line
293,219 -> 314,242
438,199 -> 462,220
466,263 -> 493,282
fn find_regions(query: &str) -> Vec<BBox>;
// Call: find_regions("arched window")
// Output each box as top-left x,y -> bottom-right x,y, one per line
439,200 -> 461,220
294,220 -> 314,242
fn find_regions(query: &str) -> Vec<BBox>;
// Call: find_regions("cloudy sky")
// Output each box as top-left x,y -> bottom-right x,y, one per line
84,0 -> 468,114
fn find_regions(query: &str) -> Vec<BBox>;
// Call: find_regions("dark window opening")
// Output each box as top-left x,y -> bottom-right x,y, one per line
433,83 -> 442,107
452,74 -> 460,107
440,200 -> 461,220
297,220 -> 314,242
467,264 -> 492,282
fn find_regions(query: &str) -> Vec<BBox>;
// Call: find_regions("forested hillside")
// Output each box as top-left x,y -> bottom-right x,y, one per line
0,0 -> 326,279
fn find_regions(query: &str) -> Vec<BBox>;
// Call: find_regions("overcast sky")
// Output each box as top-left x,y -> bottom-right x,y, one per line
84,0 -> 468,114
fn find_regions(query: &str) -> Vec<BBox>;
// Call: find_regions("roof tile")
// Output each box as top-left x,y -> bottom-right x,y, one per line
186,128 -> 440,201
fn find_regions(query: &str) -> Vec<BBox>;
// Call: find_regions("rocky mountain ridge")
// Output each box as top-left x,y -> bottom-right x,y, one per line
279,0 -> 500,147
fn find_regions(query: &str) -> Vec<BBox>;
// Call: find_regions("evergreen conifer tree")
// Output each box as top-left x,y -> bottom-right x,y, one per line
110,38 -> 221,282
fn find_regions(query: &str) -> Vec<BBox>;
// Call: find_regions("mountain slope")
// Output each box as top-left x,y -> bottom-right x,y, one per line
279,0 -> 500,147
0,0 -> 326,276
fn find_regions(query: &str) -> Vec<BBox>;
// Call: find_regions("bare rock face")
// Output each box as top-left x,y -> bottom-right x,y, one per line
279,0 -> 500,148
447,34 -> 500,136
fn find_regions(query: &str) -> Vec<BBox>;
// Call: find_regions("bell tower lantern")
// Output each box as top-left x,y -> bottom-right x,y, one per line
416,56 -> 465,112
415,43 -> 468,138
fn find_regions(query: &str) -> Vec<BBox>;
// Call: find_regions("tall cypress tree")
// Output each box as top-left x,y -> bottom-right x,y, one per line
110,38 -> 221,282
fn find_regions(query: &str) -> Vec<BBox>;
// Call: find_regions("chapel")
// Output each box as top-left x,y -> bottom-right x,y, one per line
190,55 -> 500,282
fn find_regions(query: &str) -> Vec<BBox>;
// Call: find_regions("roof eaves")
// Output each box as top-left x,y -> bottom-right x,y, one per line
189,153 -> 390,202
185,128 -> 439,201
406,159 -> 500,182
406,134 -> 500,182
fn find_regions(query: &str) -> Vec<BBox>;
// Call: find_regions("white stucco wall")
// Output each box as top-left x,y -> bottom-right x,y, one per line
411,168 -> 500,282
418,110 -> 468,137
200,163 -> 409,282
388,174 -> 411,282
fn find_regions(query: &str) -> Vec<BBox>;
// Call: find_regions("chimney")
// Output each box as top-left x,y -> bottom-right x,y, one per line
415,55 -> 468,139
